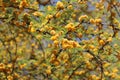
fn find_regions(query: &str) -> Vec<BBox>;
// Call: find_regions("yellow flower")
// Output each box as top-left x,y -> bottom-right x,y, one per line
110,73 -> 117,78
42,63 -> 47,67
99,39 -> 105,45
67,5 -> 73,9
45,69 -> 51,75
89,45 -> 95,50
55,12 -> 61,18
15,37 -> 20,42
19,0 -> 28,9
50,30 -> 56,35
40,28 -> 45,32
103,62 -> 111,68
46,14 -> 53,20
91,75 -> 99,79
85,61 -> 92,68
112,68 -> 118,73
85,53 -> 93,59
104,71 -> 109,76
61,39 -> 80,49
62,39 -> 69,44
90,18 -> 95,24
65,23 -> 75,31
50,34 -> 59,41
77,33 -> 83,38
30,27 -> 35,33
48,44 -> 52,48
36,35 -> 41,39
62,53 -> 69,63
113,18 -> 119,24
78,15 -> 88,22
19,64 -> 26,69
7,75 -> 13,80
56,1 -> 64,10
47,6 -> 52,11
33,11 -> 43,16
96,3 -> 104,10
74,71 -> 79,75
31,43 -> 35,47
62,44 -> 73,49
53,40 -> 59,46
71,41 -> 80,47
74,70 -> 85,75
107,37 -> 112,42
7,63 -> 12,68
78,0 -> 87,4
23,13 -> 30,16
95,18 -> 102,23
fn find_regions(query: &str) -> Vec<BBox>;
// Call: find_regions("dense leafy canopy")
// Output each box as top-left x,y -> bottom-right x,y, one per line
0,0 -> 120,80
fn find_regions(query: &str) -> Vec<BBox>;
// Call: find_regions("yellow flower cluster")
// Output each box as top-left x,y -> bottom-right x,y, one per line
96,2 -> 104,10
50,53 -> 60,66
85,61 -> 93,69
95,18 -> 102,23
62,39 -> 80,49
90,18 -> 102,24
7,63 -> 12,68
32,11 -> 43,17
59,52 -> 69,63
90,75 -> 100,80
112,68 -> 119,73
65,23 -> 75,31
84,53 -> 93,59
106,68 -> 119,79
78,15 -> 88,22
28,22 -> 35,33
7,75 -> 13,80
55,12 -> 61,18
53,40 -> 59,47
56,1 -> 64,10
19,0 -> 29,9
74,70 -> 85,75
113,18 -> 119,24
46,14 -> 53,20
51,34 -> 59,41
